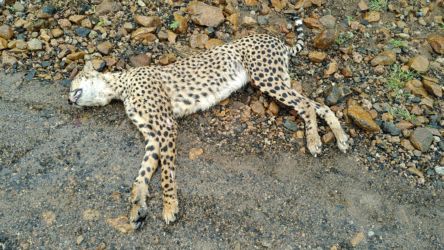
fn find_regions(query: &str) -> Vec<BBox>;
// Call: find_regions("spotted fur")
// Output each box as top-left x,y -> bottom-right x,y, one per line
69,15 -> 348,229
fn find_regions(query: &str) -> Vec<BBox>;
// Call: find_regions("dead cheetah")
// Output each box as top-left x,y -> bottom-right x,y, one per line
68,14 -> 348,229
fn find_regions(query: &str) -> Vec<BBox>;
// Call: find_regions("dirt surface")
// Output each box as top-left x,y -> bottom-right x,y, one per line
0,72 -> 442,249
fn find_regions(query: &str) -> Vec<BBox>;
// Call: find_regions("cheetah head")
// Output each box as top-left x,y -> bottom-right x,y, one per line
68,61 -> 115,107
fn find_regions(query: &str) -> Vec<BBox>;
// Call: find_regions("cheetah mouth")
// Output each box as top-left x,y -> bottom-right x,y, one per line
68,89 -> 82,105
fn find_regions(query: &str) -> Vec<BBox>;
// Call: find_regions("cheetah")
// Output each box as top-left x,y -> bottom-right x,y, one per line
68,14 -> 348,229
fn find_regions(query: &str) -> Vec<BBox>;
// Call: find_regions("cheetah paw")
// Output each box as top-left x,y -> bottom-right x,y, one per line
129,203 -> 148,229
163,200 -> 179,224
336,133 -> 349,153
307,134 -> 322,157
129,181 -> 150,229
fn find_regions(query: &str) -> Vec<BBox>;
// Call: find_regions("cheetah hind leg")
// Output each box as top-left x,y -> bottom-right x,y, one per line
312,103 -> 349,153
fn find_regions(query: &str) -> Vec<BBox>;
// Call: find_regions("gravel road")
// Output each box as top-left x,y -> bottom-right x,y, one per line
0,72 -> 442,249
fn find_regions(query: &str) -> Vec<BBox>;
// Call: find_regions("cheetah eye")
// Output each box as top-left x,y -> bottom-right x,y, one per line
73,89 -> 82,99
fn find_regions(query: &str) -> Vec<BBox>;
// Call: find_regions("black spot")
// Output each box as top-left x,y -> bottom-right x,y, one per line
152,153 -> 159,160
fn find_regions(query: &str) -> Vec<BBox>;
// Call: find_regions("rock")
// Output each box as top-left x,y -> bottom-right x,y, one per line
58,19 -> 72,29
358,0 -> 369,11
364,11 -> 381,22
41,5 -> 57,17
308,51 -> 327,63
189,148 -> 204,160
14,40 -> 27,50
319,15 -> 336,29
91,59 -> 106,71
51,28 -> 64,38
303,17 -> 323,29
205,39 -> 224,49
350,232 -> 365,247
324,60 -> 338,76
227,13 -> 239,30
75,27 -> 91,37
13,2 -> 25,12
245,0 -> 258,6
347,105 -> 380,132
173,13 -> 188,33
242,16 -> 257,26
66,51 -> 86,61
27,38 -> 43,51
405,79 -> 428,98
311,0 -> 325,6
167,30 -> 177,43
190,33 -> 209,49
82,209 -> 100,221
396,120 -> 414,130
322,131 -> 335,144
0,25 -> 13,40
409,127 -> 433,152
420,97 -> 433,108
382,121 -> 401,136
135,16 -> 162,28
408,167 -> 424,178
187,1 -> 225,27
158,53 -> 176,65
313,29 -> 337,49
408,55 -> 429,73
268,101 -> 279,115
257,16 -> 268,25
95,0 -> 121,16
427,34 -> 444,54
271,0 -> 287,11
250,101 -> 265,116
131,28 -> 157,43
123,22 -> 135,31
341,67 -> 353,78
283,118 -> 298,132
401,139 -> 415,151
76,235 -> 84,245
106,215 -> 133,234
370,50 -> 396,66
42,211 -> 56,226
69,15 -> 86,24
422,77 -> 442,97
435,166 -> 444,176
325,85 -> 351,105
0,37 -> 7,50
1,51 -> 17,65
129,54 -> 151,67
97,41 -> 113,55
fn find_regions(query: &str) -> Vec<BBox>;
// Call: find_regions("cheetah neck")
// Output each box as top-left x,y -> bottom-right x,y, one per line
100,71 -> 127,101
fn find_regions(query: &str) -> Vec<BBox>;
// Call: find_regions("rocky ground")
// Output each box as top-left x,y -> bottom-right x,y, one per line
0,0 -> 443,249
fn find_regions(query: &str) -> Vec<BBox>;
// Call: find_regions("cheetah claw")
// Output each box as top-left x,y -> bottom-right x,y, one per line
336,134 -> 349,153
307,135 -> 322,157
129,203 -> 148,229
163,200 -> 179,224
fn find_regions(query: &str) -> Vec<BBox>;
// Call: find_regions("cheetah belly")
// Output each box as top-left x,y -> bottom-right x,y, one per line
172,63 -> 249,117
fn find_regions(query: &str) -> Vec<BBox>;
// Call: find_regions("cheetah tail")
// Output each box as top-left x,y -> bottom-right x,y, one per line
286,13 -> 305,56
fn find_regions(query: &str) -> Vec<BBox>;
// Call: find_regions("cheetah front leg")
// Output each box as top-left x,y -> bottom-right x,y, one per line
125,104 -> 161,228
129,136 -> 160,229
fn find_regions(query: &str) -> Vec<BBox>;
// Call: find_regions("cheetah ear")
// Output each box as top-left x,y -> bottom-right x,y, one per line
83,61 -> 95,73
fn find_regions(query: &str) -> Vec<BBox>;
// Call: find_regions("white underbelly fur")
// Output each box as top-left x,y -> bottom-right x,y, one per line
173,64 -> 249,117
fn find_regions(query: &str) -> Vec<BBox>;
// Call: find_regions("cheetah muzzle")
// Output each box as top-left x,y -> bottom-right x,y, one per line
68,14 -> 349,229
